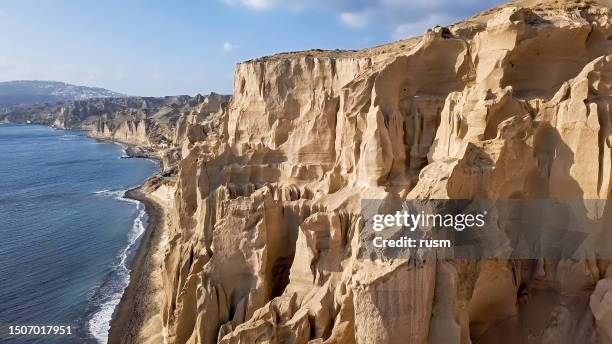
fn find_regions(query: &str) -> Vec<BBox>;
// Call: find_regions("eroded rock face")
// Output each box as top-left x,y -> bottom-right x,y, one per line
86,94 -> 229,148
161,1 -> 612,343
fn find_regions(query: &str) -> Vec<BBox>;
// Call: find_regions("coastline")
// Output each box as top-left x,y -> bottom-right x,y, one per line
107,184 -> 165,344
93,133 -> 168,344
0,125 -> 166,344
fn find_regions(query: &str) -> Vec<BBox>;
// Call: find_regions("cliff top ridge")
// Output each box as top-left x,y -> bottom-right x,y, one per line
240,0 -> 611,64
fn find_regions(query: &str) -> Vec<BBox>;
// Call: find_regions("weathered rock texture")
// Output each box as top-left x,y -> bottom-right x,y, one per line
67,94 -> 229,147
156,1 -> 612,343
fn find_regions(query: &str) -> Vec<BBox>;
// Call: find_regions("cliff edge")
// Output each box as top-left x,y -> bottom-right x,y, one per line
130,0 -> 612,343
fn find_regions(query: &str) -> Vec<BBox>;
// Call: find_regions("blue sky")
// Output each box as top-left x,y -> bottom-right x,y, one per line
0,0 -> 504,96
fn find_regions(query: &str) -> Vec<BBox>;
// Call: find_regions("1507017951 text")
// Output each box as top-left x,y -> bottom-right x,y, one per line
7,325 -> 72,336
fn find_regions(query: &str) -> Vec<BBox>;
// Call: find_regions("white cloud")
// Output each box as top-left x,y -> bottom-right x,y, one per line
222,41 -> 238,52
223,0 -> 357,12
221,0 -> 503,39
223,0 -> 278,11
340,12 -> 369,29
223,0 -> 311,11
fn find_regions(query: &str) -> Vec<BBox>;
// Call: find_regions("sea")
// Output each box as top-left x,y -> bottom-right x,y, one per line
0,124 -> 159,343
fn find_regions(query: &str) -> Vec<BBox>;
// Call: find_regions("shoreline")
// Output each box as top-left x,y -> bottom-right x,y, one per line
107,185 -> 165,344
11,124 -> 168,342
0,124 -> 167,343
97,133 -> 167,344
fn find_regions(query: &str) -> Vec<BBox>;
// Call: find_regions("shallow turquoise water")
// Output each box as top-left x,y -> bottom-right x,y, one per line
0,124 -> 159,343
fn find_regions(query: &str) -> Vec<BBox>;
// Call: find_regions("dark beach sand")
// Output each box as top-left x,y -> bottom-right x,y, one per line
108,186 -> 164,344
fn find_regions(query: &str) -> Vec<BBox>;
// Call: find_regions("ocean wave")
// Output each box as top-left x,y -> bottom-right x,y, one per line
87,199 -> 147,343
119,145 -> 128,159
59,134 -> 79,141
92,188 -> 140,205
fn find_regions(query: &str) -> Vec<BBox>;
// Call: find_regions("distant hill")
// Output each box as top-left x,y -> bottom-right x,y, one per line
0,80 -> 125,106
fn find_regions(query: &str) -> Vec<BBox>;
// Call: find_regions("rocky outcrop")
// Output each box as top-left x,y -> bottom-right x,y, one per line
1,94 -> 229,152
70,94 -> 229,147
155,1 -> 612,343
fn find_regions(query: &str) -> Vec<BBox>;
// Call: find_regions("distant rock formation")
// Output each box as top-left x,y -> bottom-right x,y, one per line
0,93 -> 230,166
0,80 -> 124,106
148,1 -> 612,343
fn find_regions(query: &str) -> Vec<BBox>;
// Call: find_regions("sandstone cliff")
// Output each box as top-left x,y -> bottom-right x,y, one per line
151,1 -> 612,343
62,94 -> 229,147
